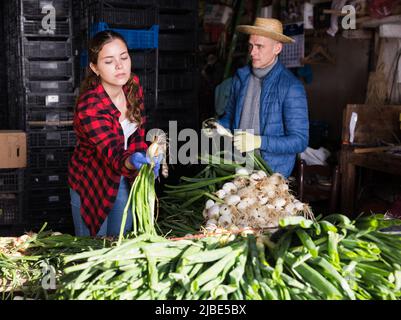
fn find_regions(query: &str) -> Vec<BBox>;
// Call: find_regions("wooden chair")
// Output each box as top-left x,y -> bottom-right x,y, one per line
296,159 -> 341,214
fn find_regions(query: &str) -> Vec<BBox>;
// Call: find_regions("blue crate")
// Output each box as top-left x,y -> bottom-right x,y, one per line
90,22 -> 159,49
81,23 -> 159,67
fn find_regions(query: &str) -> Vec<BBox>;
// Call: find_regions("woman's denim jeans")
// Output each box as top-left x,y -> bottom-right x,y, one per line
70,177 -> 132,237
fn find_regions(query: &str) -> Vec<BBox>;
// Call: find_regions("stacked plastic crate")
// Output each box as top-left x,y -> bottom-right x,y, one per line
79,0 -> 158,123
155,0 -> 199,132
4,0 -> 76,233
0,2 -> 7,130
0,170 -> 25,228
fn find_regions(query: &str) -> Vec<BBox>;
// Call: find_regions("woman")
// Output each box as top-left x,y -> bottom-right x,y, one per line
68,30 -> 160,237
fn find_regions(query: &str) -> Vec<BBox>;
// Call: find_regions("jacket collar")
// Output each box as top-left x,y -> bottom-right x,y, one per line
236,59 -> 284,83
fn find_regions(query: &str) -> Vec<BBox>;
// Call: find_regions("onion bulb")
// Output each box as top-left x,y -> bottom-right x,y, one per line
273,198 -> 286,209
219,204 -> 231,215
222,182 -> 237,194
236,167 -> 250,176
207,205 -> 220,219
218,214 -> 232,227
215,189 -> 226,199
225,195 -> 241,206
205,199 -> 215,210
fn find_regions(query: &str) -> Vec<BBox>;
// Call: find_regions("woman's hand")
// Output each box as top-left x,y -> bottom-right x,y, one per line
129,152 -> 162,178
130,152 -> 148,171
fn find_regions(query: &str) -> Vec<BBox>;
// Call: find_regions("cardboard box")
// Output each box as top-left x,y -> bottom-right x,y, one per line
0,131 -> 27,169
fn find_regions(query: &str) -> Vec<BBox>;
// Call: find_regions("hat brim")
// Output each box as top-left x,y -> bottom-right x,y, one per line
236,25 -> 295,43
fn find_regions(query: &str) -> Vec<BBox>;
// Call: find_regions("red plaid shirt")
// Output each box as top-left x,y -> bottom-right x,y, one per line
68,76 -> 148,236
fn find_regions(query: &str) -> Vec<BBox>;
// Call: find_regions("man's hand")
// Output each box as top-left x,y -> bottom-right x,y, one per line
201,118 -> 218,137
201,117 -> 233,138
233,131 -> 262,153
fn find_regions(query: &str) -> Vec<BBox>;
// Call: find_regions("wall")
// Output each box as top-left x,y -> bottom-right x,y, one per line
304,36 -> 371,142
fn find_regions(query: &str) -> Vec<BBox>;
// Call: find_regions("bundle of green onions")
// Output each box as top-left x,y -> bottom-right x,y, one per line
118,132 -> 168,244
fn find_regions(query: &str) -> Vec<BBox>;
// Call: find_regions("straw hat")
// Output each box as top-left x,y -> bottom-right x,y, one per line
236,18 -> 294,43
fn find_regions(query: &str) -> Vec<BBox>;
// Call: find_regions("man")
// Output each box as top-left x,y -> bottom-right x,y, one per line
215,18 -> 309,178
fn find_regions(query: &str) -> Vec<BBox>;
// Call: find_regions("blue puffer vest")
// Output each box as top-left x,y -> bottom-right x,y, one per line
219,61 -> 309,178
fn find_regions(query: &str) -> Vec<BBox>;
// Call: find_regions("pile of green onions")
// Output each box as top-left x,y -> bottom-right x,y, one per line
52,214 -> 401,300
158,152 -> 272,237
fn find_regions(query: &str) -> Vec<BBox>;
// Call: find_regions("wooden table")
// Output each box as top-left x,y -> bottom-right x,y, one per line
340,147 -> 401,216
340,104 -> 401,217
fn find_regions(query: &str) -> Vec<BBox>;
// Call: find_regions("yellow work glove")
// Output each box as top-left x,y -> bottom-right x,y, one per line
233,131 -> 262,153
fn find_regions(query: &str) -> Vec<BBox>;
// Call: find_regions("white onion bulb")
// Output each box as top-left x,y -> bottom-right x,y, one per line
237,201 -> 249,211
225,195 -> 241,206
219,204 -> 231,216
222,182 -> 237,194
250,173 -> 262,181
207,205 -> 220,219
257,170 -> 267,178
218,214 -> 232,227
236,167 -> 250,176
273,198 -> 286,209
205,199 -> 215,210
215,189 -> 226,199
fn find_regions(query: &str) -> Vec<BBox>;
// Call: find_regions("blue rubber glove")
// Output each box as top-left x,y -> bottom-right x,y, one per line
151,154 -> 163,179
130,152 -> 148,171
130,152 -> 163,179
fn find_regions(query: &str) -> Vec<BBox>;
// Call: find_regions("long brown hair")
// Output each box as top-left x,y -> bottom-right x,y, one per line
78,30 -> 142,125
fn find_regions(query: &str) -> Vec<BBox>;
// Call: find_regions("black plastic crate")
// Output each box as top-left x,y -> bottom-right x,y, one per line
130,50 -> 157,70
159,13 -> 195,30
159,33 -> 196,51
22,19 -> 72,37
135,70 -> 156,93
0,170 -> 24,193
25,80 -> 75,93
0,194 -> 22,225
157,92 -> 196,110
23,39 -> 73,59
24,60 -> 73,80
27,109 -> 74,128
158,0 -> 197,11
146,112 -> 196,131
158,73 -> 194,91
28,188 -> 70,210
88,0 -> 156,7
144,92 -> 156,110
159,53 -> 193,70
29,148 -> 74,169
89,4 -> 157,28
22,0 -> 71,18
28,130 -> 76,148
29,206 -> 72,231
28,169 -> 68,190
25,93 -> 76,108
